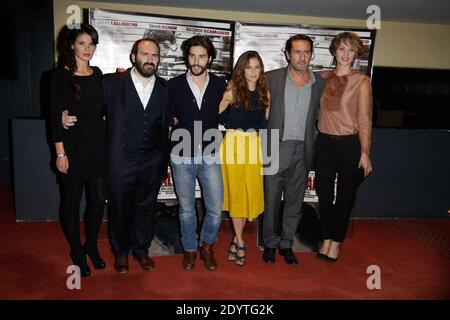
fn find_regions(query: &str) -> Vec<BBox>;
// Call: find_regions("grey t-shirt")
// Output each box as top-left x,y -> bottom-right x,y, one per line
283,70 -> 316,141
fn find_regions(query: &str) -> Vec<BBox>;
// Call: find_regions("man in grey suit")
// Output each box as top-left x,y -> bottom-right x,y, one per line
262,34 -> 325,265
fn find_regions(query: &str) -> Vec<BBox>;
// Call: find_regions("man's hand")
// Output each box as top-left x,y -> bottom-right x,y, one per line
62,110 -> 77,129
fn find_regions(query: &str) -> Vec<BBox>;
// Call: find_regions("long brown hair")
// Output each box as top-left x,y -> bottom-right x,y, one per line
229,51 -> 269,110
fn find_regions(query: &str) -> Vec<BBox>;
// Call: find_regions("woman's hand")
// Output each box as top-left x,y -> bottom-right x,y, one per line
56,156 -> 69,174
358,152 -> 372,177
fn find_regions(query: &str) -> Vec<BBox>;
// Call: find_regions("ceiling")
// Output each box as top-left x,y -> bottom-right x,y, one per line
80,0 -> 450,25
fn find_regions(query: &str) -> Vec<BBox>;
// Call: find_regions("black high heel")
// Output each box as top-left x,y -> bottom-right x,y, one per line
316,252 -> 328,260
324,255 -> 339,263
71,253 -> 91,277
83,245 -> 106,270
227,240 -> 238,261
235,243 -> 246,266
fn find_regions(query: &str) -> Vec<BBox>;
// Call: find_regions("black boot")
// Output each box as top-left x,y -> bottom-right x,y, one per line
279,248 -> 298,265
83,244 -> 106,270
71,252 -> 91,277
262,247 -> 276,263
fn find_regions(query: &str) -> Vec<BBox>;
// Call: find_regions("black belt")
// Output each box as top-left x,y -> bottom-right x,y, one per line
318,132 -> 359,140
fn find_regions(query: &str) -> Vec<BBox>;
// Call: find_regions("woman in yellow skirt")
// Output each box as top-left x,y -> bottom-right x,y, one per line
219,51 -> 270,266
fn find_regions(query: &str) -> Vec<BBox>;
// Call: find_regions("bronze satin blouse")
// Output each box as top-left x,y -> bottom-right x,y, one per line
318,70 -> 373,154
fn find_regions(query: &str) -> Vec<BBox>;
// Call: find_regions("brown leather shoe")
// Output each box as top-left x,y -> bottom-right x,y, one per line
133,254 -> 155,272
200,243 -> 217,271
183,252 -> 197,270
114,256 -> 129,274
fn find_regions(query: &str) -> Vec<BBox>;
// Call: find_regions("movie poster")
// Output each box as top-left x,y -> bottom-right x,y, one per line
88,8 -> 234,79
234,22 -> 376,76
87,10 -> 376,201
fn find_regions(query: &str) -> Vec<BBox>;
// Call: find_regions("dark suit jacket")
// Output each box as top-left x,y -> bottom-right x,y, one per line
265,67 -> 325,170
102,70 -> 171,178
168,72 -> 226,157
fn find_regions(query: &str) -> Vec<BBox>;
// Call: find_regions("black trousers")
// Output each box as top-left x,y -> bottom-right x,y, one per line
315,132 -> 364,243
108,150 -> 165,258
60,176 -> 106,257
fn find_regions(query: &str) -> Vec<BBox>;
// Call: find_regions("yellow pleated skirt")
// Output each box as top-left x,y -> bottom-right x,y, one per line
220,129 -> 264,221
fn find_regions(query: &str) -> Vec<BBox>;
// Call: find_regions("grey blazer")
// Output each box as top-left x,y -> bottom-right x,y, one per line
265,67 -> 325,170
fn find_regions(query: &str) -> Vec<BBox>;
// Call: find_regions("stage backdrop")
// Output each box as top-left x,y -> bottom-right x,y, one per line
86,8 -> 376,202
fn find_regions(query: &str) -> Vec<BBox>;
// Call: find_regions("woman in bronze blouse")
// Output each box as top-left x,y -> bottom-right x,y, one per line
316,32 -> 373,263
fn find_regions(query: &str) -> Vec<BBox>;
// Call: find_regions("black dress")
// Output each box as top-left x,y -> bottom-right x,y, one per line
49,66 -> 107,274
50,66 -> 106,180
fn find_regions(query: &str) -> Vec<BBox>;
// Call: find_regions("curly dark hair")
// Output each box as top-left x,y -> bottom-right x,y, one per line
228,51 -> 269,111
181,35 -> 216,67
143,29 -> 176,44
56,23 -> 99,73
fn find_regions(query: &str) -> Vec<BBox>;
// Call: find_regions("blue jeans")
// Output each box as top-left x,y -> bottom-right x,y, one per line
170,154 -> 223,252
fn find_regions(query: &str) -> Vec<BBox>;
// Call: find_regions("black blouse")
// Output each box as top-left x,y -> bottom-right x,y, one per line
221,90 -> 266,131
49,66 -> 106,180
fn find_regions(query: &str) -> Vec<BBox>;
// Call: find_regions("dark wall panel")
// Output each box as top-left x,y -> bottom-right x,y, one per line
355,129 -> 450,218
0,0 -> 54,183
12,119 -> 86,221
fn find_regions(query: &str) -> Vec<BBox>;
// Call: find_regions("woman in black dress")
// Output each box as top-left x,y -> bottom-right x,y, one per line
50,24 -> 106,276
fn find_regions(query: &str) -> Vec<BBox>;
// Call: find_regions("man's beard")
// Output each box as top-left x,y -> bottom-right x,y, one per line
135,60 -> 157,78
189,64 -> 208,76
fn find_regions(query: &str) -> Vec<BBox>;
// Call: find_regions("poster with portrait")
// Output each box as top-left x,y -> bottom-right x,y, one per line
86,10 -> 376,202
233,22 -> 376,77
87,8 -> 234,79
233,22 -> 375,201
87,9 -> 234,200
